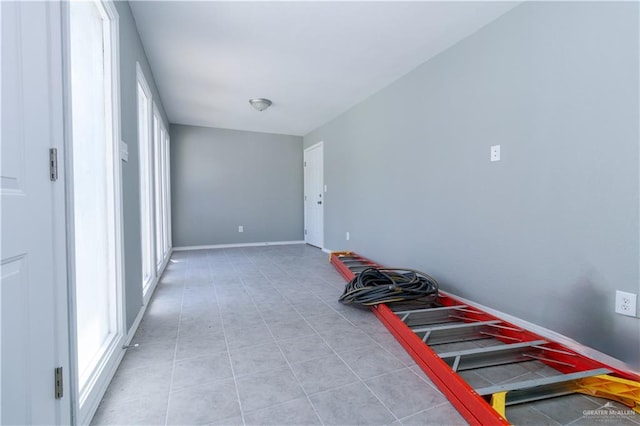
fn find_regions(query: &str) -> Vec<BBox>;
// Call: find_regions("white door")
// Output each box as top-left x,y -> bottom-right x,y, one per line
304,142 -> 324,248
1,1 -> 70,424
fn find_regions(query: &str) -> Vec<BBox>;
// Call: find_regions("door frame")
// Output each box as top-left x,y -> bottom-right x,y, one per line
303,141 -> 324,249
49,2 -> 73,424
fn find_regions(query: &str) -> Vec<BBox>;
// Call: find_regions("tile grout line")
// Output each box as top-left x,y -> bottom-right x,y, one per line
407,365 -> 452,395
309,300 -> 452,420
232,252 -> 326,426
211,251 -> 248,426
287,278 -> 418,369
533,404 -> 567,426
163,257 -> 187,426
263,265 -> 401,423
168,247 -> 422,424
278,248 -> 426,423
115,246 -> 604,426
394,400 -> 460,424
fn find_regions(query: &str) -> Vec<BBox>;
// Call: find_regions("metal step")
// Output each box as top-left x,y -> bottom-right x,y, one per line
412,320 -> 502,345
477,368 -> 611,403
439,339 -> 548,372
394,306 -> 474,327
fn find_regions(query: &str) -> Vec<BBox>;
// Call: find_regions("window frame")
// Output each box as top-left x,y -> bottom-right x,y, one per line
137,63 -> 156,297
64,1 -> 126,423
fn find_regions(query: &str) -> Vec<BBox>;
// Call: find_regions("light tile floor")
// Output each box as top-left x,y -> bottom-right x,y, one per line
92,245 -> 639,426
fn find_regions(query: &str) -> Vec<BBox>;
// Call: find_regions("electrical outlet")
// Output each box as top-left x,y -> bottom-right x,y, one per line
346,231 -> 350,241
238,225 -> 243,233
490,145 -> 501,162
615,290 -> 637,317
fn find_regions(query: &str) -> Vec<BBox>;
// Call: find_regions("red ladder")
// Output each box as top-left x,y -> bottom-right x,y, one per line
330,251 -> 640,425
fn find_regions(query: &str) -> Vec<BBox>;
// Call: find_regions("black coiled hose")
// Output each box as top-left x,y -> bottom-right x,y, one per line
339,267 -> 439,306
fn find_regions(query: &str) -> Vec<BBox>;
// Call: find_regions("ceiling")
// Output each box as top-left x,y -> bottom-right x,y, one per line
129,1 -> 519,136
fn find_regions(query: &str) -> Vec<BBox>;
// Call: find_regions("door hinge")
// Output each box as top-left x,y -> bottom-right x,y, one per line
304,229 -> 307,235
304,161 -> 307,167
54,366 -> 63,399
49,148 -> 58,181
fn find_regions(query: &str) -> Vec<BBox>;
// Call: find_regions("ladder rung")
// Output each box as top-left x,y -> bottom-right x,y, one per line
394,306 -> 473,327
348,265 -> 374,272
476,368 -> 612,397
413,320 -> 502,345
413,320 -> 501,334
394,305 -> 468,316
439,340 -> 548,372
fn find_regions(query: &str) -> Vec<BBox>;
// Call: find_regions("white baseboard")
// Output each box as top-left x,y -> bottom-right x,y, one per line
173,240 -> 305,251
447,291 -> 640,376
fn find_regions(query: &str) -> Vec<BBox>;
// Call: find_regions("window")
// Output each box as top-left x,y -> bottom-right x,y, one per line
152,106 -> 171,271
139,71 -> 172,296
153,109 -> 164,269
137,65 -> 155,295
68,0 -> 124,421
163,131 -> 172,254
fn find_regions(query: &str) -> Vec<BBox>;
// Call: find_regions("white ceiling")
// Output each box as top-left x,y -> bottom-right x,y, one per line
129,1 -> 519,136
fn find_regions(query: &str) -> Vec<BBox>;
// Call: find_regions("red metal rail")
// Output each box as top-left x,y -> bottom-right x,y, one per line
330,251 -> 640,425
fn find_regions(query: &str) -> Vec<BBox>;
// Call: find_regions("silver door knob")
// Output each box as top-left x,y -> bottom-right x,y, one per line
317,201 -> 322,205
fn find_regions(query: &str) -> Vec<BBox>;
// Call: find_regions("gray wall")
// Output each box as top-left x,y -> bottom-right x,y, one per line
115,1 -> 170,330
304,2 -> 640,368
171,125 -> 304,247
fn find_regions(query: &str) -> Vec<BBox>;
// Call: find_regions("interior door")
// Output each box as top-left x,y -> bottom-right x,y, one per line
304,142 -> 324,248
1,1 -> 70,424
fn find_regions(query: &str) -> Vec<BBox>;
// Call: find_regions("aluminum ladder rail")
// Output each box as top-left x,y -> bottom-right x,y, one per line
330,251 -> 640,425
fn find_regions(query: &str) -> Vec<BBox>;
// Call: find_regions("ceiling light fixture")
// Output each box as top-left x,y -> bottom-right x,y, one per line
249,98 -> 272,112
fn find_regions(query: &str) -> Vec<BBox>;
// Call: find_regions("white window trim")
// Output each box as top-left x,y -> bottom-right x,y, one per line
137,62 -> 156,298
164,131 -> 172,255
151,106 -> 172,274
152,104 -> 163,270
139,72 -> 173,303
63,1 -> 126,424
